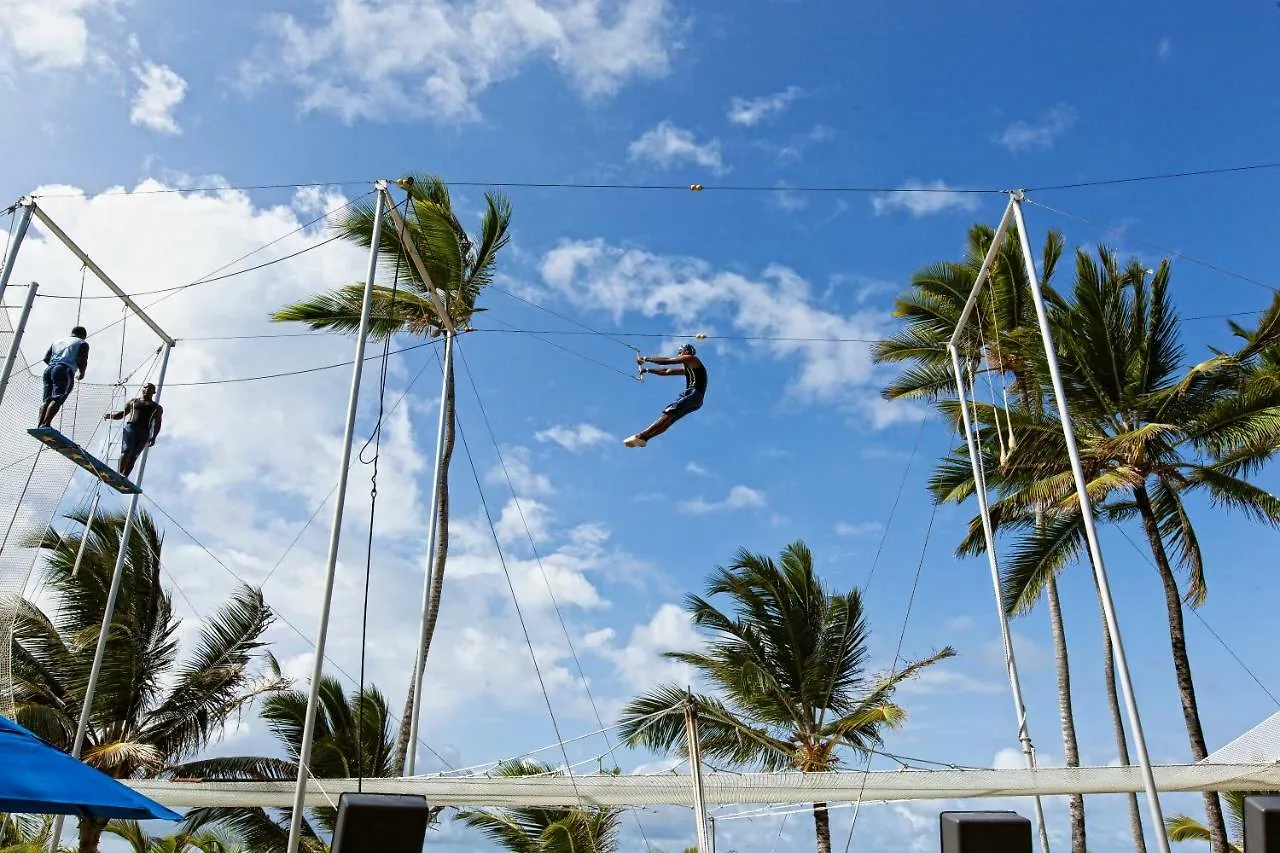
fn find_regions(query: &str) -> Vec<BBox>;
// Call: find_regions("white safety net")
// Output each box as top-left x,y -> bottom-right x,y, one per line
130,763 -> 1280,809
0,304 -> 121,717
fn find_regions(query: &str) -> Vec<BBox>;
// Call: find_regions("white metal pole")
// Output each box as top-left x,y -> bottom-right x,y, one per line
0,201 -> 34,305
71,491 -> 102,578
0,281 -> 38,408
285,183 -> 387,853
405,328 -> 452,775
684,697 -> 712,853
1011,193 -> 1171,853
52,341 -> 172,853
947,341 -> 1050,853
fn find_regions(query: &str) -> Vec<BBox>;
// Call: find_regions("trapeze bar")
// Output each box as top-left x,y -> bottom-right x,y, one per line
27,428 -> 140,494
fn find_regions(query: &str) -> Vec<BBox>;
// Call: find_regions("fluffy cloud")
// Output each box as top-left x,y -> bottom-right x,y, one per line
535,422 -> 614,451
834,520 -> 882,537
726,85 -> 803,126
870,180 -> 981,218
679,484 -> 765,514
995,103 -> 1077,153
536,238 -> 919,426
130,60 -> 188,134
583,602 -> 701,692
628,121 -> 726,173
0,0 -> 115,73
242,0 -> 680,122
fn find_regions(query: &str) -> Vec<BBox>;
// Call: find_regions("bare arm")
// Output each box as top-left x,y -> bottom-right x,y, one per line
150,407 -> 163,443
642,353 -> 693,366
105,400 -> 131,421
76,343 -> 89,379
642,367 -> 684,376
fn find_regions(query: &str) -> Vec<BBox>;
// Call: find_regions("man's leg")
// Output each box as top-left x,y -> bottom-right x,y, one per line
118,427 -> 141,477
40,366 -> 72,428
38,369 -> 54,427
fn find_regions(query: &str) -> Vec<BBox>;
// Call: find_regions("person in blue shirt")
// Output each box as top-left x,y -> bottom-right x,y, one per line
624,343 -> 707,447
38,326 -> 89,429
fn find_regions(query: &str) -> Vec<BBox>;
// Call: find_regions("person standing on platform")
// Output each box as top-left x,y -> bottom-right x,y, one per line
104,382 -> 163,478
37,326 -> 89,429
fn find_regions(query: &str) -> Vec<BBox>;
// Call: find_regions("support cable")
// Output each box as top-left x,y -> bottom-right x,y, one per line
454,338 -> 652,849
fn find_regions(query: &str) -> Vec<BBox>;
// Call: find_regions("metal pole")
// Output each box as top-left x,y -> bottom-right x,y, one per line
286,183 -> 387,853
1011,193 -> 1171,853
949,199 -> 1016,347
684,696 -> 712,853
0,281 -> 38,408
71,491 -> 102,578
0,201 -> 34,305
405,328 -> 452,775
51,341 -> 172,853
947,341 -> 1050,853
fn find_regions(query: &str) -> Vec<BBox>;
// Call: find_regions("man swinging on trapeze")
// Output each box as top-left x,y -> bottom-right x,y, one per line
104,382 -> 163,478
624,344 -> 707,447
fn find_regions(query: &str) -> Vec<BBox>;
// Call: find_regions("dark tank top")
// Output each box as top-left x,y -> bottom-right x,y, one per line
126,398 -> 161,430
684,360 -> 708,395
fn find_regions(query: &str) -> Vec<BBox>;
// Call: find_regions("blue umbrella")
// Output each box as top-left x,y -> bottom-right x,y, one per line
0,715 -> 180,820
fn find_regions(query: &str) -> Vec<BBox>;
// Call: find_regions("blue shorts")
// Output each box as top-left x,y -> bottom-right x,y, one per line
42,363 -> 74,404
663,388 -> 704,422
121,423 -> 147,457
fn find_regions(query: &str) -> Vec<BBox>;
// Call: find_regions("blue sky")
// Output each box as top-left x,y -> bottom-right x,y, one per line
4,0 -> 1280,851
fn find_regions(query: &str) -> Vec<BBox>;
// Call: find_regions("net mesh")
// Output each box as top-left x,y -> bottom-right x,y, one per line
0,305 -> 121,717
130,763 -> 1280,809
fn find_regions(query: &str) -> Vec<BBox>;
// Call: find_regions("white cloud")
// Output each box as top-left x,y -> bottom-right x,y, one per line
583,602 -> 701,692
487,445 -> 555,497
628,121 -> 726,174
679,485 -> 765,514
685,461 -> 709,476
834,521 -> 882,537
1158,37 -> 1173,61
772,184 -> 808,213
536,239 -> 915,426
870,180 -> 981,218
0,0 -> 115,73
243,0 -> 680,123
130,60 -> 187,134
535,422 -> 613,451
897,668 -> 1006,696
726,85 -> 803,126
996,103 -> 1077,153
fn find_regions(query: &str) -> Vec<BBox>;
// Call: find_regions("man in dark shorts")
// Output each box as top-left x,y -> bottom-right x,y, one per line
104,382 -> 163,478
38,326 -> 89,428
624,343 -> 707,447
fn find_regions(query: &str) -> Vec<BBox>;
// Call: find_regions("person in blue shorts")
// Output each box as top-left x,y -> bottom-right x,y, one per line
38,326 -> 89,428
624,343 -> 707,447
104,382 -> 163,478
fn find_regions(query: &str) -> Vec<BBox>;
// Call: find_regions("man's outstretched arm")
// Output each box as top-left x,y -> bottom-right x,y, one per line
642,367 -> 684,376
104,401 -> 132,420
642,353 -> 692,366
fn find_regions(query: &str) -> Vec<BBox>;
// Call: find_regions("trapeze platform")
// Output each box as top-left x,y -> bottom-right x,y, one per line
27,427 -> 140,494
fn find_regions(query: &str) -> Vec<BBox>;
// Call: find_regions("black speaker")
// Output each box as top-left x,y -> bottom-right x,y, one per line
331,792 -> 431,853
1245,795 -> 1280,852
939,811 -> 1032,853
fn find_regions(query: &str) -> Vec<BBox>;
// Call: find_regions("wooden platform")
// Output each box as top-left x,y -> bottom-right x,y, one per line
27,427 -> 140,494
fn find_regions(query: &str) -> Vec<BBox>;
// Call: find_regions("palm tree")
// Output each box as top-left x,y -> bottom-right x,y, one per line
9,508 -> 283,853
1166,791 -> 1276,853
271,173 -> 512,772
169,676 -> 402,853
934,250 -> 1280,853
872,221 -> 1098,852
617,541 -> 953,853
455,760 -> 621,852
102,821 -> 241,853
0,813 -> 70,853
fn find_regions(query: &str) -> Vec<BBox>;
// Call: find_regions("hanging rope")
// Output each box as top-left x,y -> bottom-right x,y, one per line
982,274 -> 1016,463
355,194 -> 408,791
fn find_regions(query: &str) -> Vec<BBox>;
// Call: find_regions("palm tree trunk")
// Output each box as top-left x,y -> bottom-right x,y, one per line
814,802 -> 831,853
1132,485 -> 1228,853
394,360 -> 456,770
1099,587 -> 1146,853
1045,574 -> 1087,853
77,817 -> 108,853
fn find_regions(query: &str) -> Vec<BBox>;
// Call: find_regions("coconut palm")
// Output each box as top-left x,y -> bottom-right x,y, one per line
872,221 -> 1098,852
169,676 -> 402,853
455,760 -> 621,852
102,821 -> 241,853
9,508 -> 282,853
1166,791 -> 1277,853
617,541 -> 953,853
270,174 -> 512,772
0,813 -> 70,853
933,250 -> 1280,853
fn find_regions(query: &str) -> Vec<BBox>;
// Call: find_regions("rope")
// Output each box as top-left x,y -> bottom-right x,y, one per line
861,416 -> 928,595
454,338 -> 652,849
842,469 -> 940,853
355,194 -> 407,791
448,351 -> 590,826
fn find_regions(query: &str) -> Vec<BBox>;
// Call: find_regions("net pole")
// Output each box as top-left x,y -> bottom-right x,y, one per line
1010,192 -> 1171,853
405,327 -> 452,775
0,282 -> 38,408
684,696 -> 713,853
70,491 -> 102,578
285,181 -> 388,853
51,341 -> 172,853
0,202 -> 33,304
